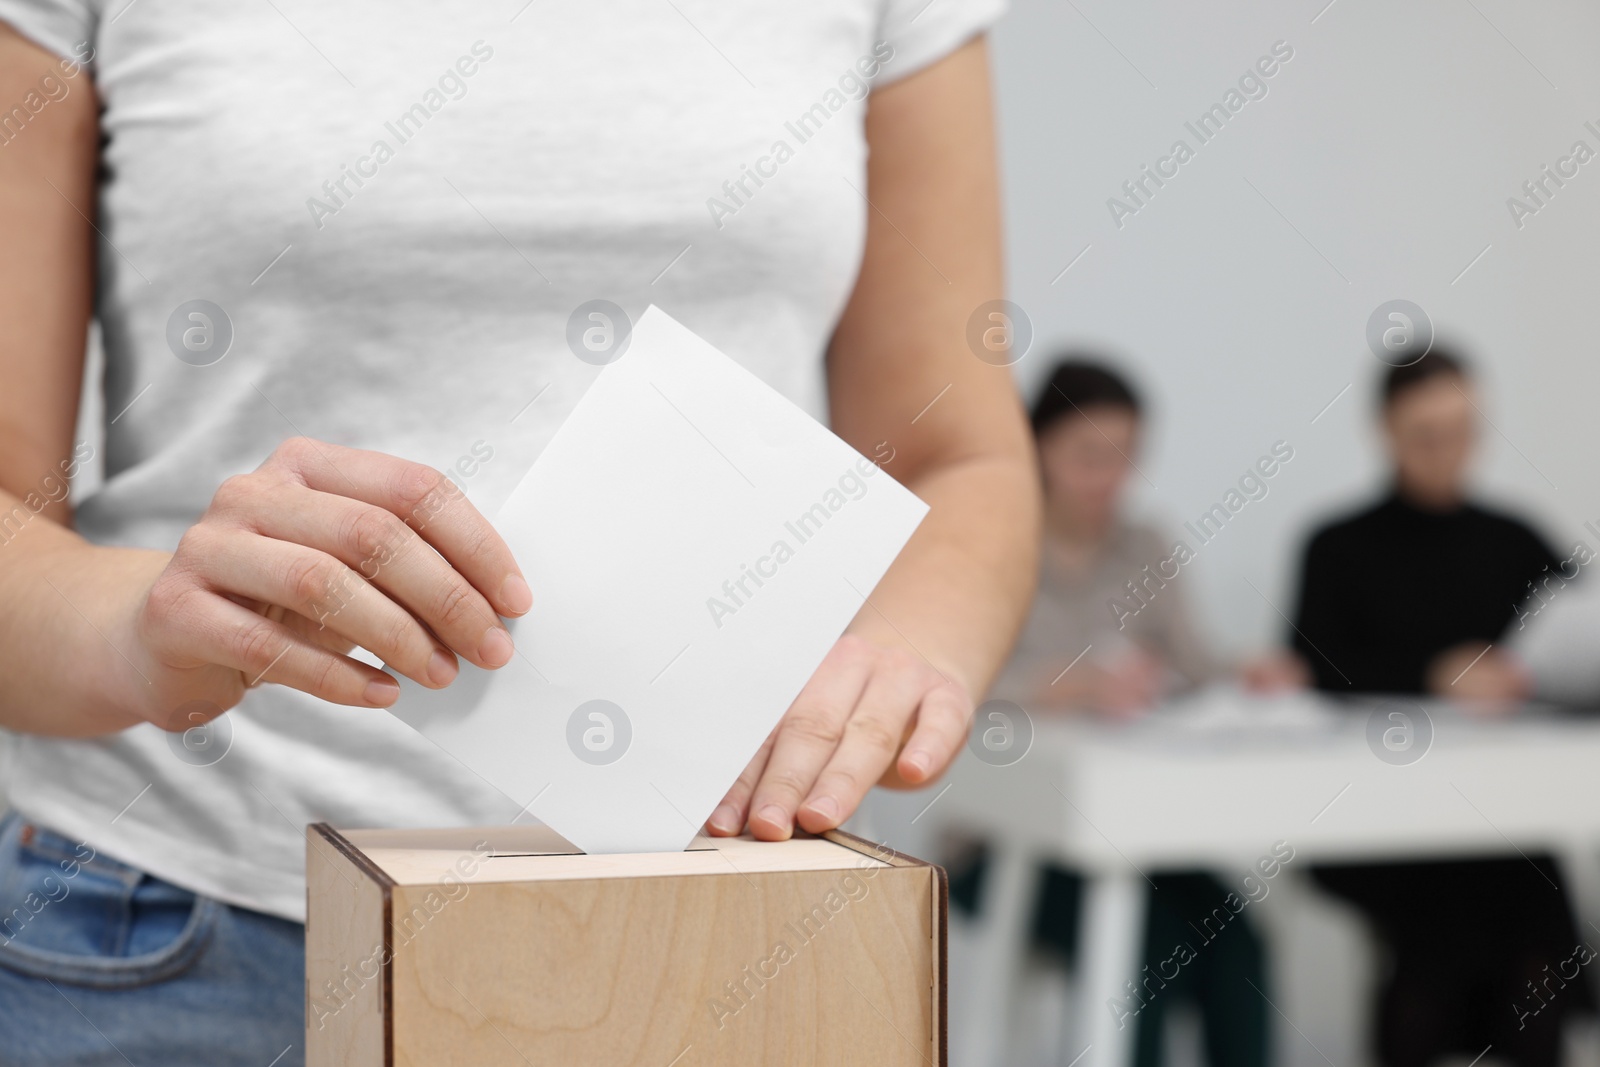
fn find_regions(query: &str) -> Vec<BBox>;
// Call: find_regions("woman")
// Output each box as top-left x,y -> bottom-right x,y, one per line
991,360 -> 1220,713
965,358 -> 1272,1067
0,4 -> 1039,1062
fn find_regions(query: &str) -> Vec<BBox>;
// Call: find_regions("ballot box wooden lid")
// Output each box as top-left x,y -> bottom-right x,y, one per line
331,823 -> 896,886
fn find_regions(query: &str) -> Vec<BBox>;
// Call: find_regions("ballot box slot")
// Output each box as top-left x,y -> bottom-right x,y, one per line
486,847 -> 717,859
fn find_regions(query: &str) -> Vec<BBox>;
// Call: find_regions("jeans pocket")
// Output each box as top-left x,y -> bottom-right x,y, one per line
0,817 -> 220,989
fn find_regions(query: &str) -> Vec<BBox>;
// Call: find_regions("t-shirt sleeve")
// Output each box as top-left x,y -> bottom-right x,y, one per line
874,0 -> 1006,85
0,0 -> 96,65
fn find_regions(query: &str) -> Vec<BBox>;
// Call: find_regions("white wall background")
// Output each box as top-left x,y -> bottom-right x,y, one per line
990,0 -> 1600,657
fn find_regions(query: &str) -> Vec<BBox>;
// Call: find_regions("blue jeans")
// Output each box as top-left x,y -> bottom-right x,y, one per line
0,814 -> 305,1066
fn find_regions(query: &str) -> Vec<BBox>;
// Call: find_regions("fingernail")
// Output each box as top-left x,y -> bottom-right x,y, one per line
500,574 -> 533,616
479,626 -> 514,668
902,750 -> 932,778
709,805 -> 740,834
427,649 -> 458,686
757,805 -> 791,836
805,796 -> 840,824
365,677 -> 401,706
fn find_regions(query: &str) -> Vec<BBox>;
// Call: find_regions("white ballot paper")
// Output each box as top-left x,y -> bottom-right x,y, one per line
391,306 -> 928,854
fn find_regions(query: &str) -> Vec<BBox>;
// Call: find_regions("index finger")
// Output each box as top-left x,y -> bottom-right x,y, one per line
746,638 -> 876,841
269,438 -> 531,618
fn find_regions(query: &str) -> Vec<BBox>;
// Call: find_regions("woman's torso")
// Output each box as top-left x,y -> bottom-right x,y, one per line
0,0 -> 998,919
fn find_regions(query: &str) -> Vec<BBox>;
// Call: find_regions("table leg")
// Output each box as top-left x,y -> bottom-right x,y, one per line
1074,870 -> 1145,1067
957,841 -> 1037,1067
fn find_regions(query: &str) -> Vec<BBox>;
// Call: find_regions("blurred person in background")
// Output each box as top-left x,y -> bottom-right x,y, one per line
1286,350 -> 1589,1067
1289,350 -> 1559,701
956,357 -> 1276,1067
989,360 -> 1217,714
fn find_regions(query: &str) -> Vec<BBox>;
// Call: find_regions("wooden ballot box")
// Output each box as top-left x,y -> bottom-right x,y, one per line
306,823 -> 946,1066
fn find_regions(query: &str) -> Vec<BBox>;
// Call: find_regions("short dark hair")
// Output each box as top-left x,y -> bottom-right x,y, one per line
1381,349 -> 1469,407
1030,358 -> 1141,437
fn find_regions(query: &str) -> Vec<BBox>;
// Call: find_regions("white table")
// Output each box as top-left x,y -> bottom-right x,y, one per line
878,689 -> 1600,1067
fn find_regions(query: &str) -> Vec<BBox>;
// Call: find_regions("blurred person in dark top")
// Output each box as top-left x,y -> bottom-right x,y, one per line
1287,350 -> 1588,1067
1291,349 -> 1560,700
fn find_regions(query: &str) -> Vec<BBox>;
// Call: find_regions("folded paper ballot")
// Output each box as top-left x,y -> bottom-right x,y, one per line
391,306 -> 928,854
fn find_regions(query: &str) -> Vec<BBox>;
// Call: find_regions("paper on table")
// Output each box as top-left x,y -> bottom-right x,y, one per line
390,306 -> 928,854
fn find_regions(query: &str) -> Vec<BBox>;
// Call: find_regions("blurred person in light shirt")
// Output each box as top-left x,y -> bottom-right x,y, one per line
965,356 -> 1298,1067
989,358 -> 1300,717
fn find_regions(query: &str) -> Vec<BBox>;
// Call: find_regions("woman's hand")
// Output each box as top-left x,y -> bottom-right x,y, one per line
705,634 -> 973,840
122,437 -> 529,730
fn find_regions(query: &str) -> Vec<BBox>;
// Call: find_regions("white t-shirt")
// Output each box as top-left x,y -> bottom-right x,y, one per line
0,0 -> 1004,921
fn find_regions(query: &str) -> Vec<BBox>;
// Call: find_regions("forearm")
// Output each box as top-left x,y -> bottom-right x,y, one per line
829,37 -> 1039,707
848,449 -> 1039,701
0,496 -> 161,735
0,28 -> 123,734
